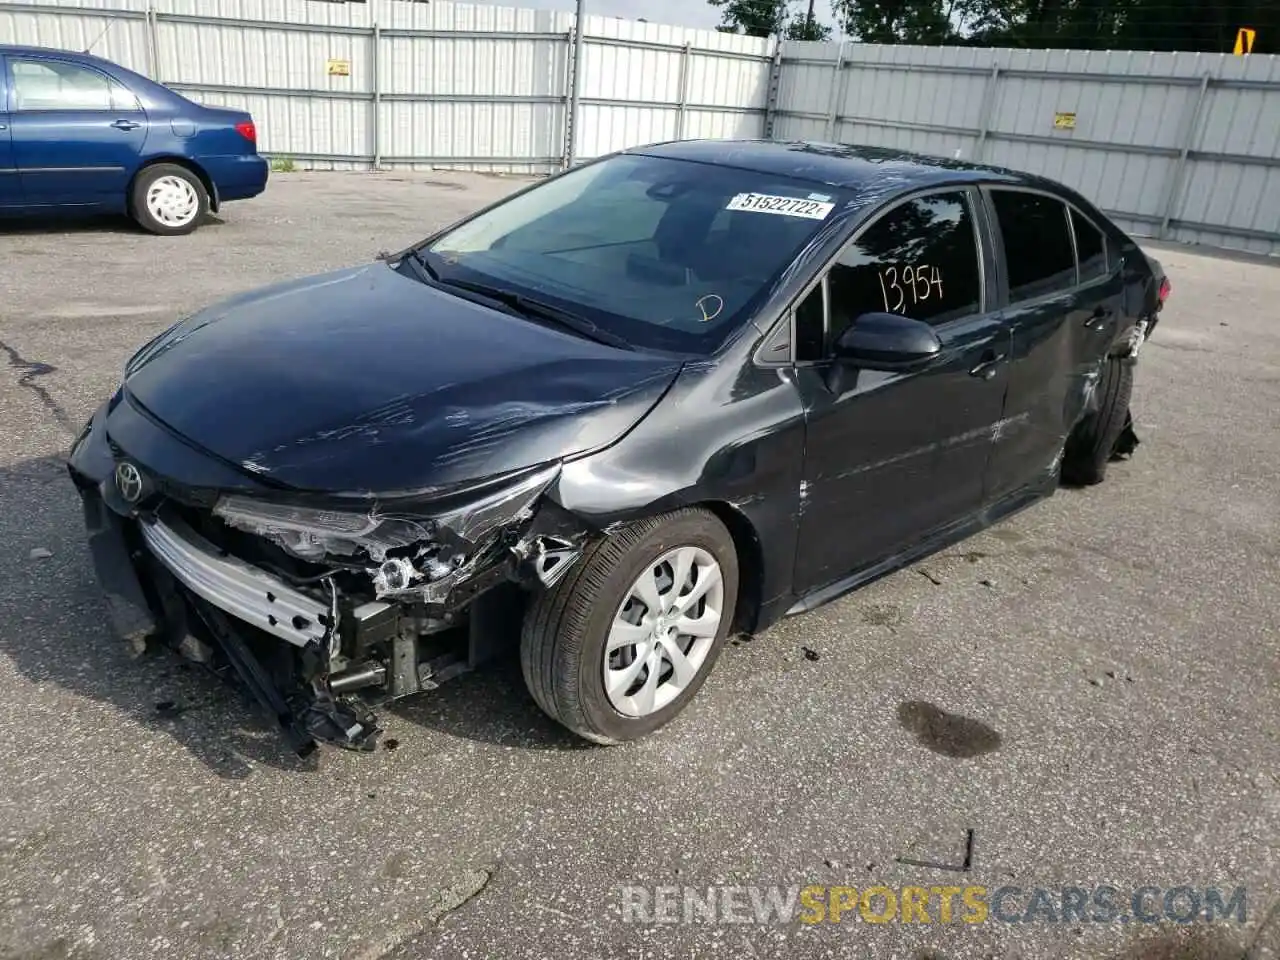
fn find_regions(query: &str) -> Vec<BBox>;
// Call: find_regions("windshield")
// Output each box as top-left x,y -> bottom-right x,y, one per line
425,153 -> 846,354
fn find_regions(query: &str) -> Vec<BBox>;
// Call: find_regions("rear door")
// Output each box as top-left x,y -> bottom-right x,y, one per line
982,187 -> 1127,500
0,59 -> 22,206
6,55 -> 148,205
791,187 -> 1012,593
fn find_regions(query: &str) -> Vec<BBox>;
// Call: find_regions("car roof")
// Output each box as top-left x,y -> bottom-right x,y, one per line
627,139 -> 1055,194
0,44 -> 113,65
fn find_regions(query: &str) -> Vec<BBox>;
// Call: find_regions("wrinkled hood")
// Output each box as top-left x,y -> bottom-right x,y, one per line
124,263 -> 683,494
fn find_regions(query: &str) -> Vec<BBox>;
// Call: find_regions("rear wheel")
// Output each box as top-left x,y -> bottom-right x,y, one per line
520,508 -> 739,744
131,163 -> 208,236
1062,356 -> 1134,486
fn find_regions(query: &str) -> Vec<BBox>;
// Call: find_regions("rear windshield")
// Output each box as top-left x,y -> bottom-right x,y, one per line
426,153 -> 848,354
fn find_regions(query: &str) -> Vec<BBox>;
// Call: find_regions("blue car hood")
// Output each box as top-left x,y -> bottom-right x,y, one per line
123,263 -> 682,494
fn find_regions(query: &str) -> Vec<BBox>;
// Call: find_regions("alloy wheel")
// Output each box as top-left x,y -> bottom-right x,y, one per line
603,546 -> 725,718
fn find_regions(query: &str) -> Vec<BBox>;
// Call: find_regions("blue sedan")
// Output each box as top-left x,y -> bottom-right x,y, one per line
0,45 -> 267,234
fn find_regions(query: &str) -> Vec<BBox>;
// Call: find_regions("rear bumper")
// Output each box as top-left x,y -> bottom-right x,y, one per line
200,154 -> 269,203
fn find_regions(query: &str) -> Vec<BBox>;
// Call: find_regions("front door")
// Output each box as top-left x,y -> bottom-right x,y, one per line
792,188 -> 1011,595
6,55 -> 148,205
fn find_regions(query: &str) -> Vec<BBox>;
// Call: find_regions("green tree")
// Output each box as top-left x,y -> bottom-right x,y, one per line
709,0 -> 834,40
961,0 -> 1279,53
787,0 -> 835,40
821,0 -> 1278,52
709,0 -> 790,36
830,0 -> 953,43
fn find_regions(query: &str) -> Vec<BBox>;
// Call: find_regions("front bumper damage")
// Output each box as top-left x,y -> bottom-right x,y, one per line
68,407 -> 591,756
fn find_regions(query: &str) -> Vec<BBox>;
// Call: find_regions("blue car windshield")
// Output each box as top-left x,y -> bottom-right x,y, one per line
425,153 -> 846,354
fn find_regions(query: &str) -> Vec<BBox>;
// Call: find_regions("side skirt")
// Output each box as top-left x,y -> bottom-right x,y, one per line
785,476 -> 1057,617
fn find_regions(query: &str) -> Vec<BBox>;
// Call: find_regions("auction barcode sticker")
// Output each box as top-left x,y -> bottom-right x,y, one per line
726,192 -> 835,220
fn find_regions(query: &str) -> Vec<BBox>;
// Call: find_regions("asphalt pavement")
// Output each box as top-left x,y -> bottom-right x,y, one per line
0,172 -> 1277,960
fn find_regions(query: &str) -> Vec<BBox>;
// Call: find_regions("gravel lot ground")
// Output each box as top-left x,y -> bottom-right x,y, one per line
0,172 -> 1278,960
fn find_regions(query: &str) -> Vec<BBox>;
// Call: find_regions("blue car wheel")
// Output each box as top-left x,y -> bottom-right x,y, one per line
131,163 -> 209,236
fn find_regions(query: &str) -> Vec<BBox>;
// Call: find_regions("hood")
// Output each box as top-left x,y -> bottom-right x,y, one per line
124,263 -> 683,495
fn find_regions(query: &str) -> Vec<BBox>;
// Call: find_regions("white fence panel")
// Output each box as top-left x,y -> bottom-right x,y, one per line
0,0 -> 771,175
0,0 -> 151,73
2,0 -> 1273,256
774,39 -> 1280,256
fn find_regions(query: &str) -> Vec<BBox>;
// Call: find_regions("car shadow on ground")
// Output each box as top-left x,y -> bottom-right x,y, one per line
0,455 -> 585,781
0,213 -> 225,236
0,444 -> 1119,778
387,660 -> 594,753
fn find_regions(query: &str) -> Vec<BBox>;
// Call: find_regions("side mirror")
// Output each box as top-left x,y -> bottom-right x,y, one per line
833,312 -> 942,371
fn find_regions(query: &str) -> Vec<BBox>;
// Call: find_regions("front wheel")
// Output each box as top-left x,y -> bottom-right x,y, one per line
520,508 -> 739,745
131,163 -> 208,236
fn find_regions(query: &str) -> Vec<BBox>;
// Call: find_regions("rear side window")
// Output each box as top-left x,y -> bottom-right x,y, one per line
990,190 -> 1076,303
10,59 -> 138,111
826,190 -> 982,344
1071,209 -> 1109,284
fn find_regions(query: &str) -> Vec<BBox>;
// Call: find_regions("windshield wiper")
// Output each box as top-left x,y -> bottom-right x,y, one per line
403,247 -> 442,281
440,276 -> 633,351
399,249 -> 632,351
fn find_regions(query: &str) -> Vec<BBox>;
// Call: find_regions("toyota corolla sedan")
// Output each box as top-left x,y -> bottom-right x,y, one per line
0,45 -> 266,234
69,140 -> 1170,754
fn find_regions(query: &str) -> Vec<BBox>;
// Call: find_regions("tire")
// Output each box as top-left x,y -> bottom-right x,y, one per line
520,508 -> 740,745
1061,356 -> 1134,486
130,163 -> 208,236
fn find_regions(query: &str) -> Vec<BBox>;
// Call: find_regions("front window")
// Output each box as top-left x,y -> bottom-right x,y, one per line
11,59 -> 140,111
794,190 -> 983,361
425,154 -> 847,354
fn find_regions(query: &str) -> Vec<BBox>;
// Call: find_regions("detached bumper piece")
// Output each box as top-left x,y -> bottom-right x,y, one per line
139,514 -> 378,754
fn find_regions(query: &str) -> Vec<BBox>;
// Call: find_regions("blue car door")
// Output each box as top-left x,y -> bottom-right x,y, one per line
5,54 -> 148,206
0,61 -> 22,206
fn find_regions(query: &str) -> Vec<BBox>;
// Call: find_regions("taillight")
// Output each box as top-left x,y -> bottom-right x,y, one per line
235,120 -> 257,145
1157,276 -> 1171,309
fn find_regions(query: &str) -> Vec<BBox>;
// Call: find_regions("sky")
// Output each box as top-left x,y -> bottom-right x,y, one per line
469,0 -> 838,33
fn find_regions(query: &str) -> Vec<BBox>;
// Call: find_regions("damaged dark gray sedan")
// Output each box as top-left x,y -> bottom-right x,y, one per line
69,140 -> 1170,753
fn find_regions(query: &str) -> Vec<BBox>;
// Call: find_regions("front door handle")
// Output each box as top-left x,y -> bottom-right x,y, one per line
969,351 -> 1006,381
111,119 -> 140,131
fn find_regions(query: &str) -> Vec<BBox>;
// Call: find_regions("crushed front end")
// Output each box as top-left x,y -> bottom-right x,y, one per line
68,399 -> 589,756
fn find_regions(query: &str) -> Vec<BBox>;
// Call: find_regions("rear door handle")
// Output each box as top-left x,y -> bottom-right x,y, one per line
969,351 -> 1007,381
111,119 -> 140,131
1084,306 -> 1113,330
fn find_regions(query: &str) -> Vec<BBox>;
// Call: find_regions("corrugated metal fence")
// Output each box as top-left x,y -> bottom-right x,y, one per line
1,0 -> 1277,254
0,0 -> 773,173
771,41 -> 1280,256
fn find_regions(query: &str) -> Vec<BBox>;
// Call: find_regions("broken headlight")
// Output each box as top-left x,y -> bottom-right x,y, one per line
213,495 -> 433,562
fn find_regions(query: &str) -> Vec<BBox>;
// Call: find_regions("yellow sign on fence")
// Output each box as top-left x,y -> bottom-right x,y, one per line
327,58 -> 351,76
1234,28 -> 1256,55
1053,111 -> 1077,130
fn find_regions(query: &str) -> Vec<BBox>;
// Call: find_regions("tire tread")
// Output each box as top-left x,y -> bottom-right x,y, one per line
1063,357 -> 1134,486
520,509 -> 733,745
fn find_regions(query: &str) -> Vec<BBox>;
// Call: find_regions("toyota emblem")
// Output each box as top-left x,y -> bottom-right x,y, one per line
115,462 -> 145,503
